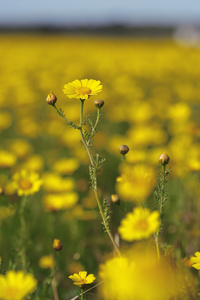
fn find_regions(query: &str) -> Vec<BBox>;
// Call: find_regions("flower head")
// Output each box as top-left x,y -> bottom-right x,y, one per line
190,252 -> 200,270
39,255 -> 54,269
118,207 -> 160,241
0,270 -> 37,300
12,169 -> 42,196
69,271 -> 95,288
63,79 -> 102,100
53,239 -> 63,251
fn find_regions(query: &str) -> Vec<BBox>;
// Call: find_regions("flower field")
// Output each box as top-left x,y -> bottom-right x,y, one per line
0,33 -> 200,299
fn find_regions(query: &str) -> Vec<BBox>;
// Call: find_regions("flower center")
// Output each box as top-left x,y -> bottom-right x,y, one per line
134,220 -> 148,231
19,179 -> 33,190
75,87 -> 92,95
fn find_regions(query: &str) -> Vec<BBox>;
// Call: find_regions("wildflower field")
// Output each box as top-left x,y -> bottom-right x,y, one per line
0,33 -> 200,299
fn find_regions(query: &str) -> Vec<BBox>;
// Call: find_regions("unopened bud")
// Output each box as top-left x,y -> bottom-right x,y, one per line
158,153 -> 170,165
53,239 -> 63,251
119,145 -> 129,155
46,92 -> 57,105
94,99 -> 104,108
111,194 -> 120,204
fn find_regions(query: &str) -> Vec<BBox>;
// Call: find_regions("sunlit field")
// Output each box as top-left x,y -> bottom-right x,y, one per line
0,33 -> 200,299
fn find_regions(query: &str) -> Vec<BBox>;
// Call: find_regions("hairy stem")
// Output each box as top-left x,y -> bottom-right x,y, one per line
19,196 -> 27,270
79,100 -> 121,256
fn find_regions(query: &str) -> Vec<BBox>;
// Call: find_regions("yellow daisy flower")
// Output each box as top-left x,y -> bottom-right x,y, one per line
69,271 -> 95,288
12,169 -> 42,196
63,79 -> 102,100
118,207 -> 160,241
190,252 -> 200,270
0,270 -> 37,300
39,255 -> 54,269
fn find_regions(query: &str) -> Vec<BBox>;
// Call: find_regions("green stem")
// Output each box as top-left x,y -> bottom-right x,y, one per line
154,164 -> 166,260
79,100 -> 121,257
154,233 -> 160,260
19,196 -> 27,270
160,164 -> 166,217
80,289 -> 84,300
87,107 -> 100,146
122,153 -> 126,163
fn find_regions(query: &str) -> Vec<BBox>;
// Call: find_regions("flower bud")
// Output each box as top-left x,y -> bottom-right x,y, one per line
158,153 -> 170,165
119,145 -> 129,155
53,239 -> 63,251
46,92 -> 57,105
111,194 -> 120,204
94,99 -> 104,108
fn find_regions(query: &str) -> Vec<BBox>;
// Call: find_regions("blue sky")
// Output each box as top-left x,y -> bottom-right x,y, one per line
0,0 -> 200,26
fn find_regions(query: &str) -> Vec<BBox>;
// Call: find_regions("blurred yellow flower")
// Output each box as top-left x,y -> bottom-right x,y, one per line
39,255 -> 54,269
69,271 -> 95,287
43,192 -> 78,212
0,270 -> 37,300
22,154 -> 44,172
63,79 -> 102,100
52,158 -> 80,175
99,245 -> 195,300
0,150 -> 17,168
0,206 -> 15,224
65,205 -> 97,221
12,169 -> 42,196
116,164 -> 156,203
190,252 -> 200,270
118,207 -> 160,241
6,139 -> 32,159
42,172 -> 75,193
0,111 -> 12,131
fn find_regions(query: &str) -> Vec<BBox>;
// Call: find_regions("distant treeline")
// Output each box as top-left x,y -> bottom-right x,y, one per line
0,24 -> 178,37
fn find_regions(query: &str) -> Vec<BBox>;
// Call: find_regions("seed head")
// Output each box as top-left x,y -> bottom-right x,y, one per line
94,99 -> 104,108
119,145 -> 129,155
158,153 -> 170,165
53,239 -> 63,251
46,92 -> 57,105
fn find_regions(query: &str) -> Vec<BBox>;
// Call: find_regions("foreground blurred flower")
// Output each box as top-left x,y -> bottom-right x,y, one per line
190,252 -> 200,270
69,271 -> 95,288
99,245 -> 196,300
12,169 -> 42,196
0,270 -> 37,300
63,79 -> 102,100
118,207 -> 160,241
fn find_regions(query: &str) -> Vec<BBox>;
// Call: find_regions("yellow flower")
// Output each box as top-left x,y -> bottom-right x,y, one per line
118,207 -> 160,241
52,158 -> 80,175
0,270 -> 37,300
42,172 -> 75,193
39,255 -> 54,269
0,150 -> 17,168
99,245 -> 194,300
116,164 -> 156,203
43,192 -> 78,212
63,79 -> 102,100
190,252 -> 200,270
0,206 -> 15,224
69,271 -> 95,287
12,169 -> 42,196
